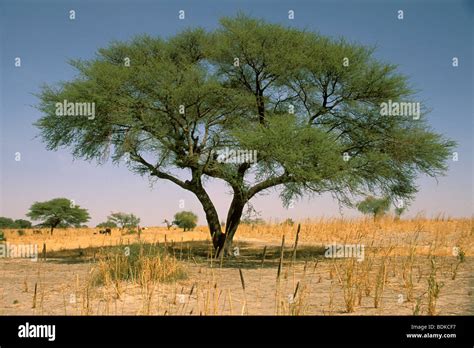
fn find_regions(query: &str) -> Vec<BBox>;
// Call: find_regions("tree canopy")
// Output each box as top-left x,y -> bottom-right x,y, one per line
35,14 -> 455,254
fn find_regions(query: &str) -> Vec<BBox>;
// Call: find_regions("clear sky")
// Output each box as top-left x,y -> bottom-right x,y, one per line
0,0 -> 472,226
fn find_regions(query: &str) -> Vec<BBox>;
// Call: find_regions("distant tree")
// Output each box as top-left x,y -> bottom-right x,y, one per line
173,211 -> 198,231
356,196 -> 390,221
282,218 -> 295,226
96,221 -> 118,228
107,212 -> 140,229
26,198 -> 90,234
14,219 -> 32,228
0,217 -> 15,228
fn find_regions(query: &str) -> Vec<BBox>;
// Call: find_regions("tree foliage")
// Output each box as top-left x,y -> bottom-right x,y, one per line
35,14 -> 455,253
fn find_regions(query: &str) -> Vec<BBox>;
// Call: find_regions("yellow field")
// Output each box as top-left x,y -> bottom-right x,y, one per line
3,216 -> 472,256
0,217 -> 472,316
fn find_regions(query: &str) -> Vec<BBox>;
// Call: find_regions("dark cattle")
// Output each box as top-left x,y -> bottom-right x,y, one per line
99,228 -> 112,235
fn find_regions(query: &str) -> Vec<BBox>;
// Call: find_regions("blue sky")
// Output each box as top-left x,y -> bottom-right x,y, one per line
0,0 -> 472,226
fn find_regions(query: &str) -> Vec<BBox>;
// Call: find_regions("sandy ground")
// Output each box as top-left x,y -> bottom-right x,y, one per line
0,236 -> 472,316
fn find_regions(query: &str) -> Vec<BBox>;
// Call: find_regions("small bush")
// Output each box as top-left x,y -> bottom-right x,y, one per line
17,230 -> 25,236
0,230 -> 5,241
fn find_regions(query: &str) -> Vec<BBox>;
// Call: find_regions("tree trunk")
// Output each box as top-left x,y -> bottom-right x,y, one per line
194,187 -> 225,252
222,196 -> 246,256
50,219 -> 61,235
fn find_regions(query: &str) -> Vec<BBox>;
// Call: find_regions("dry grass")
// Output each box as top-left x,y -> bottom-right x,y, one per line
0,217 -> 472,316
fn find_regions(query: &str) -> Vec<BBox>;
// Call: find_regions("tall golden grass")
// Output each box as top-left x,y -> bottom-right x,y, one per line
1,217 -> 471,316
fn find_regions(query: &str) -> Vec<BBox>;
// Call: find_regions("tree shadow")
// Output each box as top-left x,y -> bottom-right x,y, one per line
41,240 -> 327,269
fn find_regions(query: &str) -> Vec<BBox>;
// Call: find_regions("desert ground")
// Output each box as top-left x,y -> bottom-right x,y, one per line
0,217 -> 472,315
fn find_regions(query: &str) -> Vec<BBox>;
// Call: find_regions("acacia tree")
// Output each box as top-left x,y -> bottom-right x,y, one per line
35,15 -> 455,255
26,198 -> 90,234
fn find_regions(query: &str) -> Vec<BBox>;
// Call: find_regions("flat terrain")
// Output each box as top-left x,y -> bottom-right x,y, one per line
0,218 -> 472,315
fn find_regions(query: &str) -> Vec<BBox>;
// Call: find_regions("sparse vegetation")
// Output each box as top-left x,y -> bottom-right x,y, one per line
0,217 -> 471,316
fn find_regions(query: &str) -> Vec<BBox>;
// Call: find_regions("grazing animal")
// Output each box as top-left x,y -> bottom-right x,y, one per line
99,228 -> 112,235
